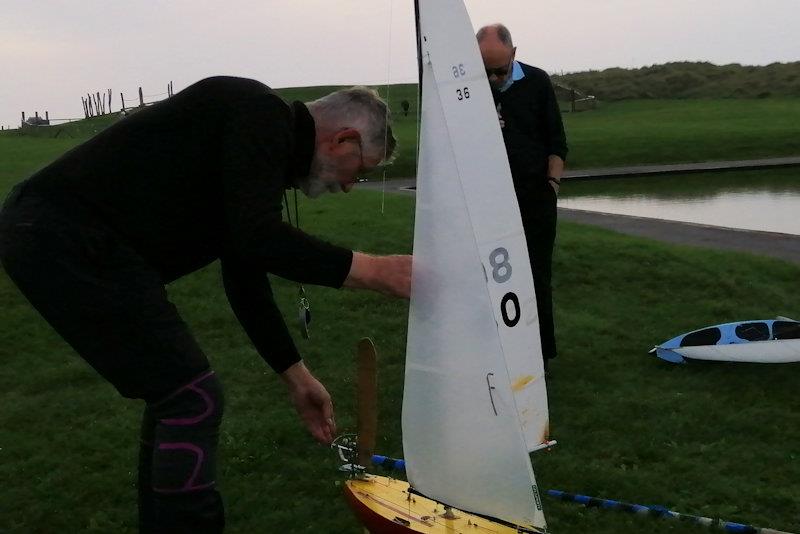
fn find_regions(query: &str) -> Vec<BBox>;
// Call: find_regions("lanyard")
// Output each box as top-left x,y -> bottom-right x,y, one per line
283,189 -> 312,339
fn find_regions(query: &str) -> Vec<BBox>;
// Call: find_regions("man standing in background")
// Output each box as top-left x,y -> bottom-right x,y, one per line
477,24 -> 568,370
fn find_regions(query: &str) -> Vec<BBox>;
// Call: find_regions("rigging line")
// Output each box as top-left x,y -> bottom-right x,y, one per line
380,0 -> 394,216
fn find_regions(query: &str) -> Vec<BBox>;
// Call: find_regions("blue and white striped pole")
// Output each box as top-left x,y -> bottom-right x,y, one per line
352,452 -> 796,534
547,490 -> 796,534
370,454 -> 405,471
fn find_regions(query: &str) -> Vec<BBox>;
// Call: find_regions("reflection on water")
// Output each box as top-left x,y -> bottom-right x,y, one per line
559,168 -> 800,235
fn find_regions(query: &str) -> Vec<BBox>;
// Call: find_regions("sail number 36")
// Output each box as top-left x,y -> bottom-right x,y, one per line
452,64 -> 471,101
489,247 -> 521,328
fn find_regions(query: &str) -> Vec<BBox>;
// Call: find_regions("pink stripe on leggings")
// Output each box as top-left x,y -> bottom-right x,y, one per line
152,442 -> 215,493
158,371 -> 216,426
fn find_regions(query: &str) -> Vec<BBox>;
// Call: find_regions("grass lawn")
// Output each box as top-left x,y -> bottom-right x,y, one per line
1,91 -> 799,532
1,187 -> 799,533
4,89 -> 800,180
562,98 -> 800,169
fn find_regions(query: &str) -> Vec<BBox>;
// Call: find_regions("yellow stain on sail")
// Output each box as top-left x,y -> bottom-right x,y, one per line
511,375 -> 536,392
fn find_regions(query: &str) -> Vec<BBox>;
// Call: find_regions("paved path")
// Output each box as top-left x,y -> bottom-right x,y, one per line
558,208 -> 800,265
357,158 -> 800,265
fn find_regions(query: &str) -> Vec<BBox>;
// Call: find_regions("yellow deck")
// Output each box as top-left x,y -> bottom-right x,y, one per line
344,474 -> 544,533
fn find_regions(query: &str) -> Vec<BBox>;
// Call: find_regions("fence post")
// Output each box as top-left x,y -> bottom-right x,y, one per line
82,97 -> 88,118
108,89 -> 113,110
87,94 -> 94,116
45,111 -> 49,123
21,111 -> 25,126
120,93 -> 125,112
139,87 -> 144,107
97,92 -> 103,114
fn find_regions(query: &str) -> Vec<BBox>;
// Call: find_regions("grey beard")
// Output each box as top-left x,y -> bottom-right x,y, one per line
298,175 -> 331,198
298,155 -> 341,198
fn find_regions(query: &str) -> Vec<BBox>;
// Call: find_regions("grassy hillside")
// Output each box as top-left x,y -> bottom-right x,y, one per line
554,61 -> 800,101
561,98 -> 800,168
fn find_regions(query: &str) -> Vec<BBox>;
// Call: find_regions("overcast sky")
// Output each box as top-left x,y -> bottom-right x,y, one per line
1,0 -> 797,129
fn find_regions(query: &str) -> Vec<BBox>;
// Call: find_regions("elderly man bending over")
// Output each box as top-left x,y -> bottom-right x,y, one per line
0,77 -> 410,533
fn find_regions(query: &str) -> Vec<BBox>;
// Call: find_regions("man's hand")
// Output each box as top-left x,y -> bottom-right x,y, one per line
281,361 -> 336,445
344,252 -> 412,299
547,155 -> 564,196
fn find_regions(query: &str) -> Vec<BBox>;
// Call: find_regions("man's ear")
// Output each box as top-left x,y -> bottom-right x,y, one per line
511,46 -> 517,60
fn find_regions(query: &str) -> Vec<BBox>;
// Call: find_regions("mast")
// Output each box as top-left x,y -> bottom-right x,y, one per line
414,0 -> 423,157
414,0 -> 422,94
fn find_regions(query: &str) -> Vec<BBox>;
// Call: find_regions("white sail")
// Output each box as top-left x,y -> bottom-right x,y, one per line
402,0 -> 549,529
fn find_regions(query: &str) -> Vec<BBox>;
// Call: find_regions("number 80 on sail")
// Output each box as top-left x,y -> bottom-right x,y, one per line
489,246 -> 522,328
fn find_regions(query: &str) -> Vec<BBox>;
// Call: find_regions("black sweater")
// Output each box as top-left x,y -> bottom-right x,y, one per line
493,62 -> 568,195
23,76 -> 353,373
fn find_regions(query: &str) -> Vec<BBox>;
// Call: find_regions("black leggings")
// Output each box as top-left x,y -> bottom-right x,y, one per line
139,371 -> 225,533
0,186 -> 225,533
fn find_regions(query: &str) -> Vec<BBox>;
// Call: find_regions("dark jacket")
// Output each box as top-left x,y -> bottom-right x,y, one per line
493,62 -> 568,196
20,76 -> 352,373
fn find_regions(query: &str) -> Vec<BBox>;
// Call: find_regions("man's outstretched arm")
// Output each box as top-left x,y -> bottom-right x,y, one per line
343,252 -> 412,299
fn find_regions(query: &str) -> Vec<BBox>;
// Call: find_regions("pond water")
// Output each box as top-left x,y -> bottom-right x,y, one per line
558,167 -> 800,235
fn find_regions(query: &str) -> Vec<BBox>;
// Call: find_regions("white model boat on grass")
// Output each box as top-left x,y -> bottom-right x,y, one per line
650,317 -> 800,364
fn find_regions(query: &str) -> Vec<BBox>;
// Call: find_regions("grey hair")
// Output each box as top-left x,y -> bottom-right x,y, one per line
476,23 -> 514,48
306,86 -> 397,165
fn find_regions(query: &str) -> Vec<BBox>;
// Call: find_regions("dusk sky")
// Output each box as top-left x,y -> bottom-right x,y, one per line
1,0 -> 798,129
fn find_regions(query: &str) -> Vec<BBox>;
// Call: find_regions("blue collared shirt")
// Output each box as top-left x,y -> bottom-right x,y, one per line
499,60 -> 525,92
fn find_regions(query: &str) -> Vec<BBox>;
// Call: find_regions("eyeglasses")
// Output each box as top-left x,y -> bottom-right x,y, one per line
353,136 -> 366,174
347,132 -> 389,182
346,136 -> 373,184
